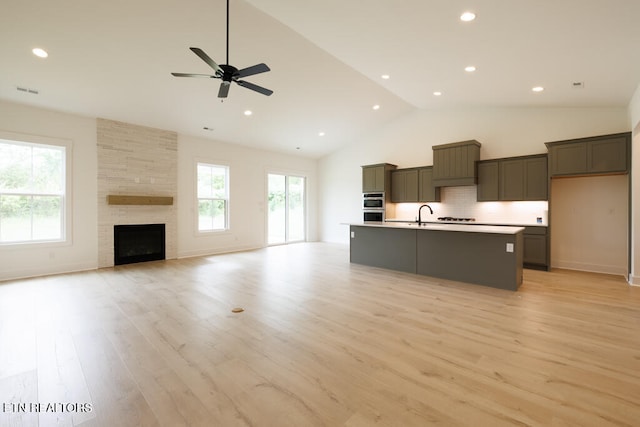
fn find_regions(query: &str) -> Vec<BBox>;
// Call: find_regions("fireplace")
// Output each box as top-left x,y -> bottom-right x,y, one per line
114,224 -> 166,265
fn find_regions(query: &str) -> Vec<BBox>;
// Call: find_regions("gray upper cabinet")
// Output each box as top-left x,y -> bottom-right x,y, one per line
391,169 -> 419,203
546,133 -> 630,177
548,143 -> 587,176
477,154 -> 548,201
499,159 -> 526,200
432,140 -> 481,187
477,161 -> 499,201
362,163 -> 396,193
588,136 -> 629,173
524,156 -> 548,200
362,165 -> 384,192
418,167 -> 441,202
391,167 -> 441,203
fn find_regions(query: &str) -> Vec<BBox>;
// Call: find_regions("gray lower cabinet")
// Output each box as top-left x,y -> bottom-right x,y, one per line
416,229 -> 523,291
477,154 -> 547,201
546,133 -> 630,177
350,225 -> 523,291
349,226 -> 417,273
523,226 -> 548,269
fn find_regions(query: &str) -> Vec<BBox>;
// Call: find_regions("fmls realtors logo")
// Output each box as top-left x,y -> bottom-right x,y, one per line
2,402 -> 93,413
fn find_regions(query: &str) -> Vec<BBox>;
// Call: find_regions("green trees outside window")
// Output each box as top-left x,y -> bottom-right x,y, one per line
0,140 -> 65,243
197,163 -> 229,231
268,174 -> 305,245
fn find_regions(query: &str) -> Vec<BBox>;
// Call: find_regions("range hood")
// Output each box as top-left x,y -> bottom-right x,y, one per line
432,140 -> 481,187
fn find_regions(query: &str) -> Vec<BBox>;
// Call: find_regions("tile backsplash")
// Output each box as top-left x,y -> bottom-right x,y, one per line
393,186 -> 548,226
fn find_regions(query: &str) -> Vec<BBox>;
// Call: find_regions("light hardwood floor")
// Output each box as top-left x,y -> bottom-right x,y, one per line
1,242 -> 639,426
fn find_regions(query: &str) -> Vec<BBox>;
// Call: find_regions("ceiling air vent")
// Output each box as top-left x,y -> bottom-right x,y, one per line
17,86 -> 39,94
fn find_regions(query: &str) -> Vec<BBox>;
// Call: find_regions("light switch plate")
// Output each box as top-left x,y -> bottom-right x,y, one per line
351,231 -> 355,238
506,243 -> 514,253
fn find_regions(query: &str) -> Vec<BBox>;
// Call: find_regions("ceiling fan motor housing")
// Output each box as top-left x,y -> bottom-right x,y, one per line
219,64 -> 238,82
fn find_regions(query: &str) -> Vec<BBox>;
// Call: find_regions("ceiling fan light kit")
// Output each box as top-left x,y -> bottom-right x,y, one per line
171,0 -> 272,98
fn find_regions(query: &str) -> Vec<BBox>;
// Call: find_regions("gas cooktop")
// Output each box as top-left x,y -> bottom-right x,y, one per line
437,217 -> 476,222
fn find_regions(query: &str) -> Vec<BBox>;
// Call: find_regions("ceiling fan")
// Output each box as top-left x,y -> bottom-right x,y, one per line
171,0 -> 273,98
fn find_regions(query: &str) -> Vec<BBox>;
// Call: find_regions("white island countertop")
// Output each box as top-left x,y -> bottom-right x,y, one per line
348,221 -> 524,235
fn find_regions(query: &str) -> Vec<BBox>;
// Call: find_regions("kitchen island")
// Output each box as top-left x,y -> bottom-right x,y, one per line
349,222 -> 524,291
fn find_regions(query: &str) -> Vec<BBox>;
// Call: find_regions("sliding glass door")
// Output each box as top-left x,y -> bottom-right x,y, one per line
268,173 -> 305,245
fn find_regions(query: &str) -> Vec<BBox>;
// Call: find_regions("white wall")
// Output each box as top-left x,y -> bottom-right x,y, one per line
319,106 -> 630,244
177,134 -> 318,258
551,175 -> 628,276
629,83 -> 640,129
629,83 -> 640,284
0,101 -> 98,281
0,100 -> 319,280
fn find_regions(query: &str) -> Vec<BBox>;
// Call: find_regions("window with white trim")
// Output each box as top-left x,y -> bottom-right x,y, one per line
197,162 -> 229,231
0,139 -> 66,243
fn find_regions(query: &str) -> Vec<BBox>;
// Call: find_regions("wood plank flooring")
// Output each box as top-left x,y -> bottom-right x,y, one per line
1,242 -> 639,426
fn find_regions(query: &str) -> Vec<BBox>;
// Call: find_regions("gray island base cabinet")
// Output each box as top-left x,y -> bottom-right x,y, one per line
349,224 -> 523,291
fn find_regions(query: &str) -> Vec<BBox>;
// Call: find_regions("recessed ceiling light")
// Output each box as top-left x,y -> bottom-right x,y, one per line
244,110 -> 252,116
372,104 -> 381,110
32,48 -> 48,58
318,131 -> 325,137
381,74 -> 390,80
465,66 -> 476,72
433,91 -> 442,96
532,86 -> 544,92
460,12 -> 476,22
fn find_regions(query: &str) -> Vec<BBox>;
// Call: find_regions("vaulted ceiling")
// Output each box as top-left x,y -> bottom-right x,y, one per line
2,0 -> 639,158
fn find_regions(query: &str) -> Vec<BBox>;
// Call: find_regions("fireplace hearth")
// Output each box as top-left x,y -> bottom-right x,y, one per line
114,224 -> 166,265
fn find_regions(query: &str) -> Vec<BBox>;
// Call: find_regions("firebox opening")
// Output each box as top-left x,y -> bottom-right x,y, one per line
114,224 -> 166,266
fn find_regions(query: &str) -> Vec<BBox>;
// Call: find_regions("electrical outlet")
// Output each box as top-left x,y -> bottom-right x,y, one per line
506,243 -> 514,253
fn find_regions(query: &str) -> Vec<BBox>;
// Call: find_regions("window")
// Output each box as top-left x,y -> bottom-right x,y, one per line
197,163 -> 229,231
0,139 -> 66,243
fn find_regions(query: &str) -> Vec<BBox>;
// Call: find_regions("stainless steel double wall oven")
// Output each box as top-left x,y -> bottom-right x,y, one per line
363,192 -> 385,222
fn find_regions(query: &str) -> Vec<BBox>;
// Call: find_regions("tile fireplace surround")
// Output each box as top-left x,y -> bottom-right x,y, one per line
97,118 -> 177,268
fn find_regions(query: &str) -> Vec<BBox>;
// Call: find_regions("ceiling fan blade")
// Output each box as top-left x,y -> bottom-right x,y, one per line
190,47 -> 223,76
236,80 -> 273,96
235,63 -> 270,79
171,72 -> 217,78
218,82 -> 231,98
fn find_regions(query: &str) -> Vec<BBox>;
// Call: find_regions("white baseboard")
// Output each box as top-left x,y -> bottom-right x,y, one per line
551,260 -> 627,277
0,262 -> 97,282
177,244 -> 262,259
